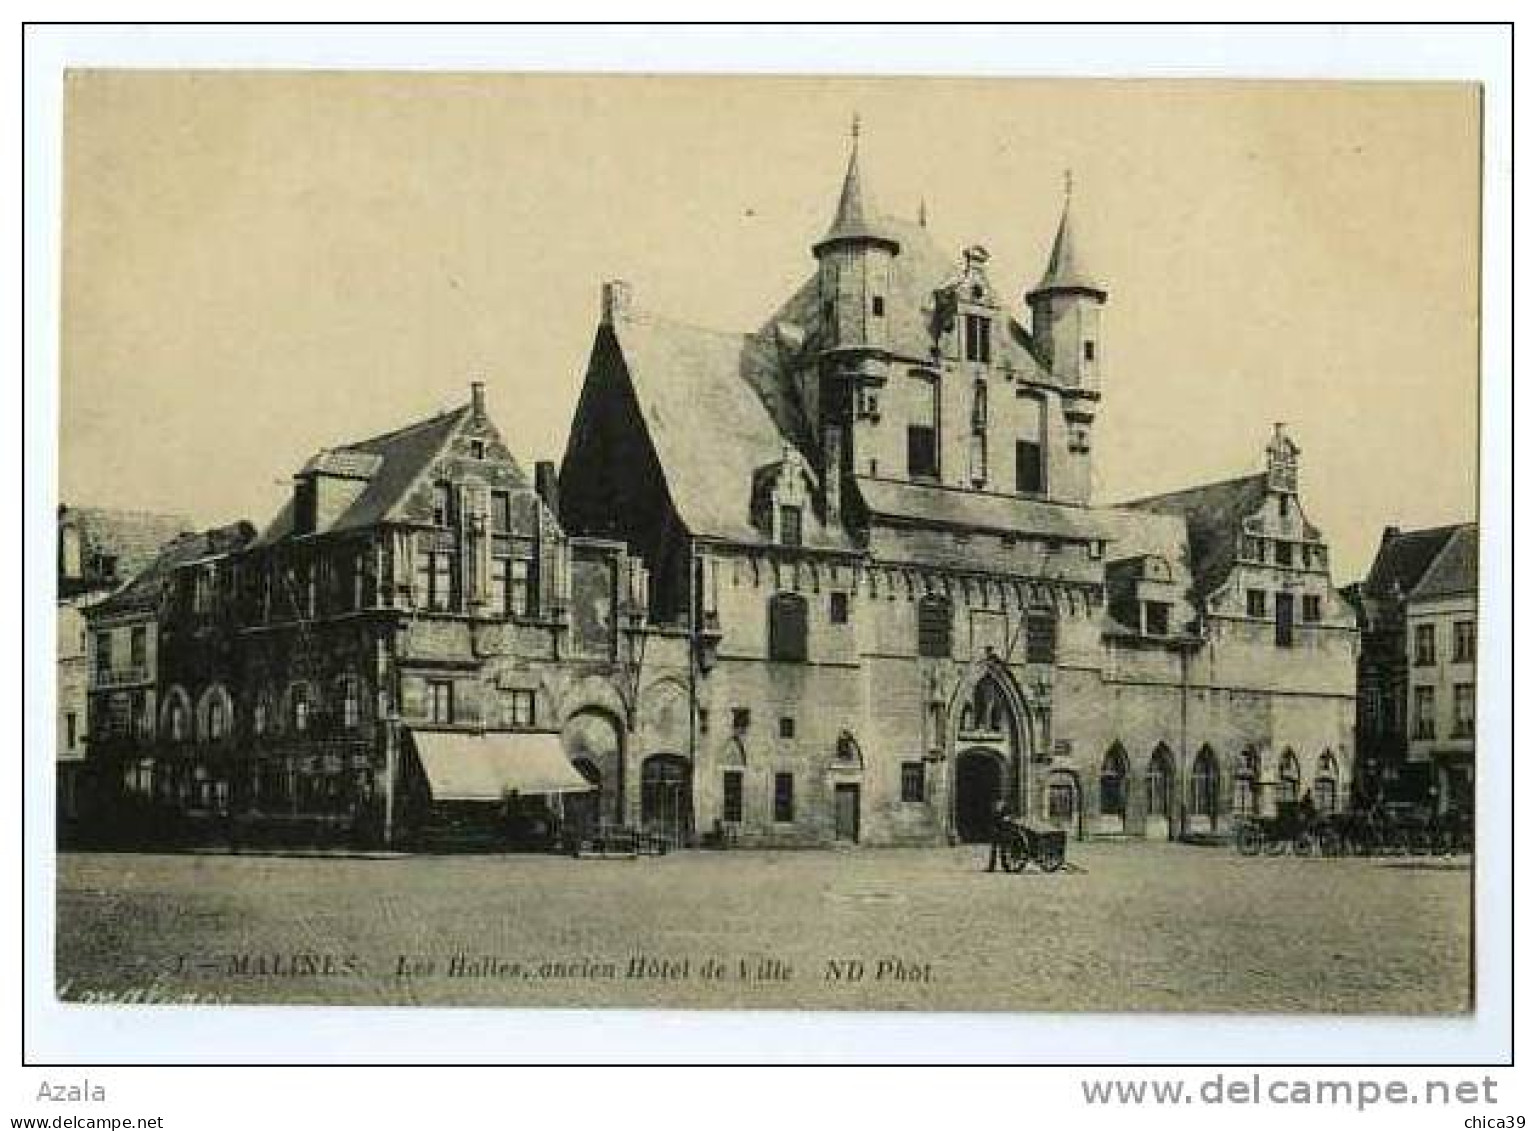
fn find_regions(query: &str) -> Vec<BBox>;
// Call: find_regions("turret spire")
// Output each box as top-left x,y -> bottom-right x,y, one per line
1028,171 -> 1105,300
813,116 -> 899,257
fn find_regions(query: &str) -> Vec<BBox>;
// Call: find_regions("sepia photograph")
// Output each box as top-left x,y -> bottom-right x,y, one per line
47,64 -> 1487,1027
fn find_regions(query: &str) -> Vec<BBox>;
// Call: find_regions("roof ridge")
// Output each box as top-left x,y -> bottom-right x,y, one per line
343,402 -> 470,454
1117,471 -> 1266,509
1408,522 -> 1477,598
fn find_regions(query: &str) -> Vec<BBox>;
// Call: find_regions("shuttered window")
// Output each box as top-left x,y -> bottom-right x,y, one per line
768,593 -> 808,662
916,594 -> 952,658
1025,609 -> 1057,663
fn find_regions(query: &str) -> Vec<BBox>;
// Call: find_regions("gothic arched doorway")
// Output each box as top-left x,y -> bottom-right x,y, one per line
640,754 -> 693,846
954,749 -> 1005,843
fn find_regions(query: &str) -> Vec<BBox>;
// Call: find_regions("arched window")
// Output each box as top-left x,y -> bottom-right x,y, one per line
252,692 -> 269,737
163,687 -> 192,744
1278,749 -> 1302,806
1191,747 -> 1219,820
1146,745 -> 1174,818
207,696 -> 227,741
767,592 -> 808,662
1233,748 -> 1259,816
288,683 -> 313,734
1315,751 -> 1339,814
1099,746 -> 1128,821
916,593 -> 952,658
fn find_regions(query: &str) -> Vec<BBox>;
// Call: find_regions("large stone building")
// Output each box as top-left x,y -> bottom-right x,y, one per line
559,133 -> 1359,846
1351,522 -> 1477,813
77,135 -> 1362,852
86,384 -> 694,847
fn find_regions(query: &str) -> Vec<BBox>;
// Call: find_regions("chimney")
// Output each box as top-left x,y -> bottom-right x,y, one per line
535,460 -> 560,519
601,280 -> 632,325
822,425 -> 844,526
470,380 -> 486,418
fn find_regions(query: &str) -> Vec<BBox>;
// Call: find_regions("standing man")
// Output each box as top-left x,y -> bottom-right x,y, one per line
986,798 -> 1010,872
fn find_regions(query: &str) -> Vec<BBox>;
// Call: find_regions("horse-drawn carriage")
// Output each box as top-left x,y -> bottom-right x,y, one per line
1235,800 -> 1472,857
995,817 -> 1068,873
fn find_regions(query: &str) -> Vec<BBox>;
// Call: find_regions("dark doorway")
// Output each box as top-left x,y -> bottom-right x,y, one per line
833,783 -> 860,843
564,757 -> 602,840
640,754 -> 693,846
954,749 -> 1005,843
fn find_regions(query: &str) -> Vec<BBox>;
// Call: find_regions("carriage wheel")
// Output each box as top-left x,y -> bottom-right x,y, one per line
1236,825 -> 1263,856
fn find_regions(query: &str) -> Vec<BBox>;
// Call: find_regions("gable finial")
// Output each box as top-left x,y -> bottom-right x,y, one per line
1063,167 -> 1074,201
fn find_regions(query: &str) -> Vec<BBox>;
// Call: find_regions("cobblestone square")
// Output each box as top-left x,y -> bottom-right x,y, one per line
55,841 -> 1472,1013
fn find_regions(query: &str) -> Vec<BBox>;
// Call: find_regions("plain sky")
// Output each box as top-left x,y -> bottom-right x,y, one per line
59,72 -> 1480,582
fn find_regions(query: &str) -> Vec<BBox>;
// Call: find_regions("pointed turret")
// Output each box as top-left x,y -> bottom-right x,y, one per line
813,117 -> 900,258
1028,190 -> 1106,301
1026,172 -> 1109,396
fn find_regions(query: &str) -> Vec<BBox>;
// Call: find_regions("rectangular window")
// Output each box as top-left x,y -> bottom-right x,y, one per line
1453,683 -> 1475,737
768,594 -> 809,662
341,680 -> 359,729
94,632 -> 112,677
907,426 -> 938,479
66,712 -> 77,750
1015,440 -> 1044,495
1274,540 -> 1293,567
129,626 -> 147,668
490,556 -> 511,615
963,314 -> 992,363
778,505 -> 803,548
871,295 -> 885,317
1302,594 -> 1322,622
428,552 -> 456,611
698,708 -> 710,735
1274,593 -> 1295,647
506,689 -> 535,728
490,490 -> 512,533
1024,610 -> 1057,663
1243,536 -> 1266,563
722,770 -> 744,824
900,761 -> 925,803
470,439 -> 486,460
1414,623 -> 1437,666
291,684 -> 310,733
1454,620 -> 1476,663
731,707 -> 750,732
829,591 -> 850,624
1143,601 -> 1171,637
1083,339 -> 1096,363
1247,589 -> 1267,619
917,597 -> 952,659
428,680 -> 454,725
1413,685 -> 1436,739
779,717 -> 795,739
773,772 -> 795,823
432,482 -> 454,527
968,432 -> 988,486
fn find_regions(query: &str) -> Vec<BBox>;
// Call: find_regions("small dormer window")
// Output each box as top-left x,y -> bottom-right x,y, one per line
470,439 -> 486,460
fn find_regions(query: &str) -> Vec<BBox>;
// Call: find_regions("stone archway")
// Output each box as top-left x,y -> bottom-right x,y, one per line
949,663 -> 1032,840
954,748 -> 1006,843
561,709 -> 625,827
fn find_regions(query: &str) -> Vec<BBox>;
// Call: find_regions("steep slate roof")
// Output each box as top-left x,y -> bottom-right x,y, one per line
1361,524 -> 1463,599
852,476 -> 1104,542
813,137 -> 899,253
1410,522 -> 1477,600
1121,473 -> 1269,598
91,522 -> 256,617
61,506 -> 192,582
255,404 -> 470,546
610,311 -> 854,551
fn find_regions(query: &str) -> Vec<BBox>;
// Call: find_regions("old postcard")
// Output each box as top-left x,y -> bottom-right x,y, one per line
53,71 -> 1481,1016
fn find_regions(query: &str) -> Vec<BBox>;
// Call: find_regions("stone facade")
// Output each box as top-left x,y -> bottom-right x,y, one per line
559,135 -> 1359,847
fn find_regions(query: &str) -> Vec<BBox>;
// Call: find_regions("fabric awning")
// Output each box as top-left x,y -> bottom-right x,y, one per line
411,731 -> 595,802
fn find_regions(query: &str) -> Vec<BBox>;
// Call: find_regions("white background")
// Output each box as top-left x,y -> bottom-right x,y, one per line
8,15 -> 1521,1127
